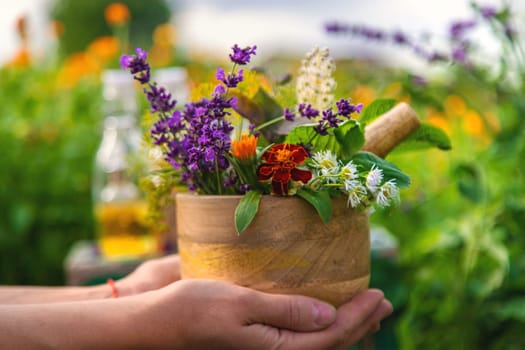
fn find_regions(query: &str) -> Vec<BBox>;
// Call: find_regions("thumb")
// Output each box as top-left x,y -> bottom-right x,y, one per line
246,292 -> 337,332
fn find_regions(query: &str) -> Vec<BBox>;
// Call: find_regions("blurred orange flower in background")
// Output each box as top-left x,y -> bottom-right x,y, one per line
105,3 -> 130,26
425,108 -> 450,135
6,48 -> 31,68
444,94 -> 467,117
87,36 -> 120,62
57,52 -> 101,89
349,85 -> 376,109
5,15 -> 31,68
149,23 -> 176,67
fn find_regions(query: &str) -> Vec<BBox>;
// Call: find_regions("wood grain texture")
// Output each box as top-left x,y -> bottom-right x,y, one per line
176,193 -> 370,307
361,102 -> 421,158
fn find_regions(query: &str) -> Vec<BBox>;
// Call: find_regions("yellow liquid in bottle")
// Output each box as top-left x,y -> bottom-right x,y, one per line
95,200 -> 157,259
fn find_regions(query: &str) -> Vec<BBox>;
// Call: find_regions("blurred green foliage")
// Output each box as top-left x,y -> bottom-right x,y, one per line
0,67 -> 102,285
50,0 -> 171,56
361,4 -> 525,349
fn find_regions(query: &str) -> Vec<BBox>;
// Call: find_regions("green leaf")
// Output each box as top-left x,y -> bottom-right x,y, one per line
359,99 -> 397,125
352,151 -> 411,188
453,163 -> 484,203
296,188 -> 333,224
493,297 -> 525,322
392,123 -> 452,152
285,119 -> 364,160
285,123 -> 336,150
333,120 -> 365,159
235,190 -> 263,234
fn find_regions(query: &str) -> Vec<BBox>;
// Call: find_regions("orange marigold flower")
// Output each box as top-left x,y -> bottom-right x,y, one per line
257,144 -> 312,196
231,134 -> 257,161
105,3 -> 130,26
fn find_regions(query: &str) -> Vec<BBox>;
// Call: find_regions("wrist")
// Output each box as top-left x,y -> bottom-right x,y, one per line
123,288 -> 187,349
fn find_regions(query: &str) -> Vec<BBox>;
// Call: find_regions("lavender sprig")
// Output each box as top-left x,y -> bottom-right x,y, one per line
120,45 -> 257,194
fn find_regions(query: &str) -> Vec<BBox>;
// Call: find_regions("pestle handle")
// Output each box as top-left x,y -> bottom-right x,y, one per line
361,102 -> 421,158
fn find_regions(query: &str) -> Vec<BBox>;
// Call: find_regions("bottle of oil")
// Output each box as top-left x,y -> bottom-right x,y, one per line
93,70 -> 155,259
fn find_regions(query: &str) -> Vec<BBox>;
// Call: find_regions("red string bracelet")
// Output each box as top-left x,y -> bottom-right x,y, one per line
107,278 -> 119,298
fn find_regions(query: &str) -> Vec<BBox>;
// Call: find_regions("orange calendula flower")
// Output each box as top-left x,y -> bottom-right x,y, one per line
105,3 -> 130,25
257,144 -> 312,196
231,134 -> 257,161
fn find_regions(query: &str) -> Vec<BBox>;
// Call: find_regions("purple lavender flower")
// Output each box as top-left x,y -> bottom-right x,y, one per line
322,109 -> 339,128
324,21 -> 349,33
451,45 -> 468,64
216,68 -> 244,88
239,183 -> 251,194
336,99 -> 362,117
120,48 -> 150,84
298,103 -> 320,119
248,123 -> 260,138
480,6 -> 497,19
146,84 -> 177,113
392,31 -> 410,46
122,45 -> 258,194
283,108 -> 296,121
229,44 -> 257,65
449,20 -> 477,40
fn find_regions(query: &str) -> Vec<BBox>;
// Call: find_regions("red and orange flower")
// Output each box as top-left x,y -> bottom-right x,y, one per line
257,144 -> 312,195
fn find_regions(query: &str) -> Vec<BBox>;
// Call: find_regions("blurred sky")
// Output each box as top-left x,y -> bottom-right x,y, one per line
1,0 -> 523,69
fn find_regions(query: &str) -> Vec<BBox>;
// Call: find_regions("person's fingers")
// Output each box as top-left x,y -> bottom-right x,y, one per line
261,289 -> 388,350
243,291 -> 337,332
342,298 -> 393,345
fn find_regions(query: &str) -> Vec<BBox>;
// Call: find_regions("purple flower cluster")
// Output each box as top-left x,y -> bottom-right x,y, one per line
120,45 -> 257,193
325,4 -> 515,68
286,99 -> 362,136
229,44 -> 257,65
325,21 -> 449,64
119,48 -> 150,84
216,68 -> 244,88
449,20 -> 477,40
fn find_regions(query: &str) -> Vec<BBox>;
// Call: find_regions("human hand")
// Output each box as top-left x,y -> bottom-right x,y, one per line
126,279 -> 392,349
116,254 -> 181,297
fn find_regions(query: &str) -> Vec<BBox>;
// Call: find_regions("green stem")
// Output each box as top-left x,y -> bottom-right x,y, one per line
253,116 -> 286,132
215,159 -> 222,195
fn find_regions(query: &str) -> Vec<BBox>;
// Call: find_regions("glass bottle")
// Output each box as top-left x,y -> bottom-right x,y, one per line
93,70 -> 154,259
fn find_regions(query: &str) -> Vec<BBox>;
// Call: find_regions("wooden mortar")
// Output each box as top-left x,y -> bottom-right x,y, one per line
175,102 -> 421,306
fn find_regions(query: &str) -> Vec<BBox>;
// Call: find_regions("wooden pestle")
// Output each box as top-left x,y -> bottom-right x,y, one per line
361,102 -> 421,158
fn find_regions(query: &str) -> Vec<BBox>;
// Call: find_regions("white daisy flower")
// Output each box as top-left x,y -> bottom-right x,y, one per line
366,165 -> 384,194
375,179 -> 399,208
341,161 -> 359,182
311,150 -> 340,182
346,182 -> 368,208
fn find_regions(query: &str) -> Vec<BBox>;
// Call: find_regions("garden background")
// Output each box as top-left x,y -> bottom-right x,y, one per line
1,0 -> 525,349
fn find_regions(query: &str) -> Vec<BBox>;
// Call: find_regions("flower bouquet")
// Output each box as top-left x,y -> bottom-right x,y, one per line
121,44 -> 446,305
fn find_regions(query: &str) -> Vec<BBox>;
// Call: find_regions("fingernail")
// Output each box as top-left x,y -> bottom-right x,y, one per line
313,301 -> 336,326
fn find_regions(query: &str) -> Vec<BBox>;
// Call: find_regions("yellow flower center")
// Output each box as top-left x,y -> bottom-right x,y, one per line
320,159 -> 336,169
276,148 -> 293,163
